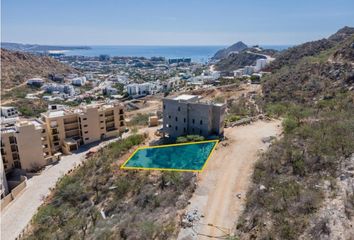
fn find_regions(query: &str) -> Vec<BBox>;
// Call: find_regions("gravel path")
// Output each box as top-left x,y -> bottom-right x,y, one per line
178,120 -> 282,239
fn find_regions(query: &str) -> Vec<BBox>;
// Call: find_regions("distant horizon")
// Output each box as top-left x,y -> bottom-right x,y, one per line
3,0 -> 353,46
1,41 -> 295,48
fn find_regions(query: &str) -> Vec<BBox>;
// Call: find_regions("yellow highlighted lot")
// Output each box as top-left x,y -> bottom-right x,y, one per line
120,140 -> 218,172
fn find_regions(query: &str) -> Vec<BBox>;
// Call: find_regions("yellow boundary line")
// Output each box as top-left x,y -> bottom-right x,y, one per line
120,140 -> 219,172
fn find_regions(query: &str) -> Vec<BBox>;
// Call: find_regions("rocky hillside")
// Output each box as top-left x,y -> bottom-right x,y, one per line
1,48 -> 78,90
214,47 -> 277,71
212,41 -> 248,60
235,27 -> 354,239
263,28 -> 354,104
268,26 -> 354,71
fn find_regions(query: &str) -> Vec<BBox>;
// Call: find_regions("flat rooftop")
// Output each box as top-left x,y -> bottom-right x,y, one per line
173,94 -> 197,101
47,110 -> 66,118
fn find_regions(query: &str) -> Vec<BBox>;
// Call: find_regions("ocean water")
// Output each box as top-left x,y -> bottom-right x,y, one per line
65,45 -> 223,63
64,45 -> 292,63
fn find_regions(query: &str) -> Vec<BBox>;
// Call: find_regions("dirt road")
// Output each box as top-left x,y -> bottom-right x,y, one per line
178,120 -> 282,239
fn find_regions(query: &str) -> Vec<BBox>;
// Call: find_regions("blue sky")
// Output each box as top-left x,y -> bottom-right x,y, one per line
2,0 -> 354,46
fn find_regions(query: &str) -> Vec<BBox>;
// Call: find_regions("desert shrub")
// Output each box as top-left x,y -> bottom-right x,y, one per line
176,135 -> 205,143
128,113 -> 150,126
282,117 -> 298,134
265,103 -> 288,117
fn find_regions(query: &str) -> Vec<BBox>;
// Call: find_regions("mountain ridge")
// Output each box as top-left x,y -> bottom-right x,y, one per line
212,41 -> 248,60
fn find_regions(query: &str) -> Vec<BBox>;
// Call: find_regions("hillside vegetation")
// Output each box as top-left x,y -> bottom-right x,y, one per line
24,134 -> 196,240
235,27 -> 354,239
1,48 -> 78,90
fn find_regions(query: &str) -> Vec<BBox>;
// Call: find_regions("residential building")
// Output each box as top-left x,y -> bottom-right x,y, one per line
233,69 -> 244,77
41,102 -> 125,154
255,59 -> 268,72
0,156 -> 9,198
103,86 -> 118,96
42,83 -> 76,96
127,83 -> 154,96
163,77 -> 182,91
162,95 -> 226,138
1,119 -> 52,173
27,78 -> 44,87
243,66 -> 255,75
1,107 -> 18,119
71,77 -> 87,86
168,58 -> 191,64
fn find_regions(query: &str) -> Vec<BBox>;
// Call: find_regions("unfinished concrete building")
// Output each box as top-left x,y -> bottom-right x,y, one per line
162,95 -> 226,138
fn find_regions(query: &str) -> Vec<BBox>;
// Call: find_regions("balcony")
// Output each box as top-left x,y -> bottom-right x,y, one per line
9,137 -> 17,145
106,127 -> 117,132
64,118 -> 78,125
11,145 -> 18,152
105,118 -> 115,123
65,126 -> 79,132
105,111 -> 114,117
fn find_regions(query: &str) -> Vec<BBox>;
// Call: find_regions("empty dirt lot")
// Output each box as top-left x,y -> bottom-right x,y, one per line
178,120 -> 282,239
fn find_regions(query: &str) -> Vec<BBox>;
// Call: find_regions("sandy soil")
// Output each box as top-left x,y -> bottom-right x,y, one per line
178,120 -> 282,239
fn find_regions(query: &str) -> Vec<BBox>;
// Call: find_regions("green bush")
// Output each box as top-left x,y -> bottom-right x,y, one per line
282,117 -> 298,134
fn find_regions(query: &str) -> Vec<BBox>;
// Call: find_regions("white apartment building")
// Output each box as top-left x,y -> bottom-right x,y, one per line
71,77 -> 87,86
1,107 -> 18,119
255,59 -> 268,72
127,83 -> 154,96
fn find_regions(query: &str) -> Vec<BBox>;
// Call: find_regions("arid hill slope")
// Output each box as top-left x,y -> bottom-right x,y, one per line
1,48 -> 78,90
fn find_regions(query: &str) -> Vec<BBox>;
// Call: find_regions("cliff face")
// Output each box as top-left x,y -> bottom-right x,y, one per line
1,48 -> 78,90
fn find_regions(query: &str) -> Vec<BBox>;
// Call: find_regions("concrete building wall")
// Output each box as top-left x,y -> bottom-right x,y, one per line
188,103 -> 212,136
15,123 -> 46,171
81,108 -> 101,144
1,132 -> 16,172
1,120 -> 52,173
0,156 -> 9,198
162,97 -> 225,138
